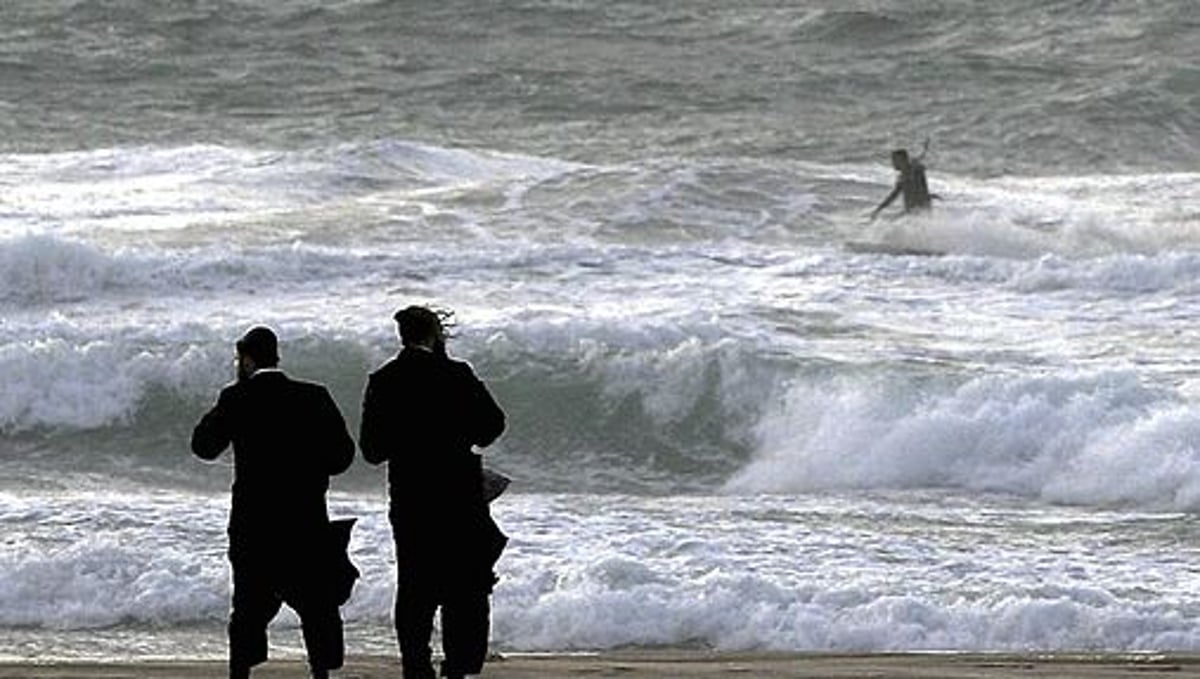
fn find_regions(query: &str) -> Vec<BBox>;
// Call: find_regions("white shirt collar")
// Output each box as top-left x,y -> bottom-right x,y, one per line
250,367 -> 284,378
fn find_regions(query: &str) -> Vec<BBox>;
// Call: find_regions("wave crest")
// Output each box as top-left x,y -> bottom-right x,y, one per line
0,235 -> 126,304
728,370 -> 1200,511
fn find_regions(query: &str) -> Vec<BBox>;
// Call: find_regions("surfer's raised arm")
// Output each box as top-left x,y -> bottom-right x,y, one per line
913,137 -> 931,162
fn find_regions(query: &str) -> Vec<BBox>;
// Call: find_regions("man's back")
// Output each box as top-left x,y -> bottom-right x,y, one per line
192,370 -> 355,538
362,307 -> 508,679
902,160 -> 932,211
360,347 -> 506,568
191,327 -> 355,679
360,348 -> 504,485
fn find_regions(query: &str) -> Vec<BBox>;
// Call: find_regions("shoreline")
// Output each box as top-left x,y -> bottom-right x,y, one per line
3,651 -> 1198,678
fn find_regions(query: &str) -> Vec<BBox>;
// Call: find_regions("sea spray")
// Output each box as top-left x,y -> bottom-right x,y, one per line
730,369 -> 1200,510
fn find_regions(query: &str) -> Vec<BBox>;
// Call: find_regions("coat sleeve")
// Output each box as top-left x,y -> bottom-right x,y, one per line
358,373 -> 390,465
316,386 -> 355,476
463,365 -> 505,449
191,387 -> 234,461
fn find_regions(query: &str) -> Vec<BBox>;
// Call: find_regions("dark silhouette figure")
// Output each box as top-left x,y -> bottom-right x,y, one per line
360,306 -> 507,679
192,326 -> 356,679
870,147 -> 934,220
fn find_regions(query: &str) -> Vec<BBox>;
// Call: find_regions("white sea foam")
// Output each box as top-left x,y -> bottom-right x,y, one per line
0,493 -> 228,628
0,142 -> 579,244
5,492 -> 1198,654
863,171 -> 1200,260
1007,252 -> 1200,294
490,493 -> 1200,651
729,370 -> 1200,511
0,235 -> 127,304
0,493 -> 396,630
496,576 -> 1200,651
0,328 -> 225,431
2,293 -> 1197,513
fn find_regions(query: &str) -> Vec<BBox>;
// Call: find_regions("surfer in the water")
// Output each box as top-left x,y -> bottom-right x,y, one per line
869,145 -> 935,220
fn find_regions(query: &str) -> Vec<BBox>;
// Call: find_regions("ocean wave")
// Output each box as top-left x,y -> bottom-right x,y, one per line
7,0 -> 1198,172
856,171 -> 1200,261
497,569 -> 1200,652
0,233 -> 457,308
0,494 -> 230,629
0,493 -> 395,631
1008,252 -> 1200,294
0,235 -> 127,304
6,491 -> 1197,653
5,139 -> 1197,262
0,320 -> 769,494
0,140 -> 577,249
728,369 -> 1200,511
4,314 -> 1199,512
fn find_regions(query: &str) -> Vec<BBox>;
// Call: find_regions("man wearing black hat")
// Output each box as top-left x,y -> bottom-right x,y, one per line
192,326 -> 356,679
360,306 -> 507,679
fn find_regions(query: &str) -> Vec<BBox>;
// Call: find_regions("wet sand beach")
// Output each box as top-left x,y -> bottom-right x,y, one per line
3,652 -> 1198,678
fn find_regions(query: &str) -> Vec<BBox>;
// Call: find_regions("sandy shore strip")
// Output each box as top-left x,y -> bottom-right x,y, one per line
2,651 -> 1199,678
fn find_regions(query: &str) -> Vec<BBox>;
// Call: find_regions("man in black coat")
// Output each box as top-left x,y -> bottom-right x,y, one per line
192,326 -> 356,679
360,306 -> 507,679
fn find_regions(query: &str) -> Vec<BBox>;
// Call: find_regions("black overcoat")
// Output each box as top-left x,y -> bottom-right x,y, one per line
359,348 -> 507,588
192,370 -> 355,545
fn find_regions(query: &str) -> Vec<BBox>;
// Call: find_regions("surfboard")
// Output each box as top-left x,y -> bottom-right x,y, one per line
844,241 -> 946,257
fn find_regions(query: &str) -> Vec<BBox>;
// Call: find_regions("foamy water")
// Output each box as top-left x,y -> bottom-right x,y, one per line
4,490 -> 1199,659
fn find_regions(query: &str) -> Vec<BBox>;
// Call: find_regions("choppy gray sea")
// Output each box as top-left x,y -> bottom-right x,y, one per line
2,0 -> 1200,660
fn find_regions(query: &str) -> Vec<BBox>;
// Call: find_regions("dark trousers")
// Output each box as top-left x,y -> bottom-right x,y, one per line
395,570 -> 492,679
228,549 -> 344,676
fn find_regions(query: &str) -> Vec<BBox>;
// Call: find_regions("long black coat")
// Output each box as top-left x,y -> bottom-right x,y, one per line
192,370 -> 355,544
359,348 -> 506,585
